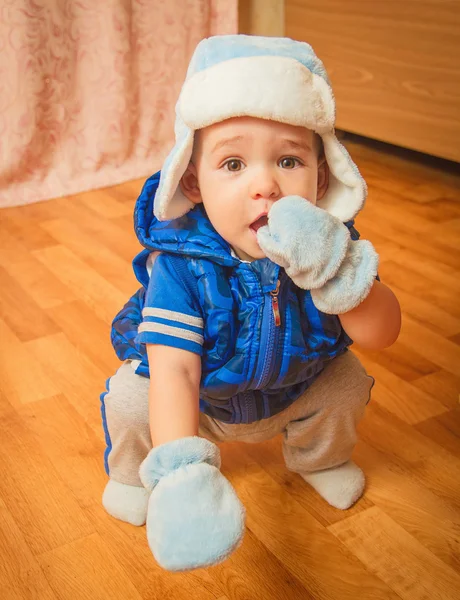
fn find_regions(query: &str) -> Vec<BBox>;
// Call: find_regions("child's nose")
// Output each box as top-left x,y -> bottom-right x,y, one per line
249,168 -> 281,201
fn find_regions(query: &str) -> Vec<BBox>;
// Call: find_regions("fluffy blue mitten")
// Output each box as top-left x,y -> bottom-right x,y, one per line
257,196 -> 379,314
139,436 -> 245,571
310,238 -> 379,314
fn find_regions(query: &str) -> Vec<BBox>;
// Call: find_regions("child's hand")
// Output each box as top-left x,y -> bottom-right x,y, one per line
257,195 -> 379,314
257,195 -> 350,288
139,436 -> 245,571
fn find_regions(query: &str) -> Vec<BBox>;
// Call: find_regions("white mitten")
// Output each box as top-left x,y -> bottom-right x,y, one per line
257,196 -> 379,314
139,436 -> 245,571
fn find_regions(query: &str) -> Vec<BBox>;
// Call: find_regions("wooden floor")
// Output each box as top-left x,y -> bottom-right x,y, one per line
0,137 -> 459,600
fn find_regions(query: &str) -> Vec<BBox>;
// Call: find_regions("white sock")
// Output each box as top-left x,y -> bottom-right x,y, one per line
301,461 -> 365,510
102,479 -> 150,526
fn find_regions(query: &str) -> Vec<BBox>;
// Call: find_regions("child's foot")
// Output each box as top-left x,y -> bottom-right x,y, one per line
102,480 -> 150,526
300,461 -> 365,510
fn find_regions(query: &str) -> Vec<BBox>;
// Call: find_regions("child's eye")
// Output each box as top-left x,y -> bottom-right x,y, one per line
279,157 -> 301,169
224,159 -> 243,172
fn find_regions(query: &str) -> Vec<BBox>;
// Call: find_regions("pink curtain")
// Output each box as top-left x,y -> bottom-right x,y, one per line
0,0 -> 237,208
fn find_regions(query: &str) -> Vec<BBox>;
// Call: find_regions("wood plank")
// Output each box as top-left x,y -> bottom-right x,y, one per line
372,194 -> 460,224
46,300 -> 120,376
428,218 -> 460,251
81,190 -> 134,219
32,245 -> 127,325
396,315 -> 460,376
354,441 -> 460,573
411,370 -> 460,411
37,534 -> 144,600
329,506 -> 460,600
359,216 -> 460,271
86,501 -> 225,600
17,395 -> 107,510
101,179 -> 142,204
0,227 -> 76,310
354,352 -> 448,425
347,139 -> 460,197
1,196 -> 62,221
415,408 -> 460,459
449,331 -> 460,346
0,410 -> 94,556
385,247 -> 460,295
40,218 -> 138,295
219,443 -> 400,600
1,207 -> 60,251
236,435 -> 374,527
47,196 -> 140,263
397,182 -> 460,204
0,319 -> 60,406
0,497 -> 58,600
355,341 -> 439,382
209,527 -> 313,600
377,260 -> 460,320
364,189 -> 433,235
24,332 -> 107,433
359,402 -> 460,508
0,265 -> 60,342
387,284 -> 460,338
0,388 -> 16,420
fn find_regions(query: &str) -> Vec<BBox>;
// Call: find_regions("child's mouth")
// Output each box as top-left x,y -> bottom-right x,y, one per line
250,214 -> 268,233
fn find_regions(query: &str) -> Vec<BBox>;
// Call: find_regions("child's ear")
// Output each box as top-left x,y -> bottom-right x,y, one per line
316,157 -> 329,201
179,163 -> 202,204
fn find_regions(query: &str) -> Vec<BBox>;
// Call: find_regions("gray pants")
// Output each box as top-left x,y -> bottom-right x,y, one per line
101,351 -> 374,487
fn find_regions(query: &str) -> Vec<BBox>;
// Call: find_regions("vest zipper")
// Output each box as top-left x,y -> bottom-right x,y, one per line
270,279 -> 281,327
255,277 -> 281,390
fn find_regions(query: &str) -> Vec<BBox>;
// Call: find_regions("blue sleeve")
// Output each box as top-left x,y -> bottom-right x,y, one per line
135,254 -> 204,356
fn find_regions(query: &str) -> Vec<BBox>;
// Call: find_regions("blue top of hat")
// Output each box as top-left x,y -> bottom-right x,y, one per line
187,34 -> 330,85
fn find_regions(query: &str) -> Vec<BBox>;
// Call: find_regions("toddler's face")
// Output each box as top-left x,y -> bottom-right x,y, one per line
180,117 -> 328,262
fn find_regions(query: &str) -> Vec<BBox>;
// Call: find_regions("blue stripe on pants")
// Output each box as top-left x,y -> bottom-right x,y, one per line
100,377 -> 113,476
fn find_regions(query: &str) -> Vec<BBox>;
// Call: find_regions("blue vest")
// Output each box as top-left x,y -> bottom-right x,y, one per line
111,172 -> 357,424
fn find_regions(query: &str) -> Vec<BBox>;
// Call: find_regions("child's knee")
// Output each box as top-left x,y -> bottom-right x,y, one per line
325,351 -> 374,411
103,362 -> 150,428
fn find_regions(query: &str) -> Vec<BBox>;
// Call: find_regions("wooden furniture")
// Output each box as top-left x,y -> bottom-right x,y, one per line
239,0 -> 284,36
285,0 -> 460,162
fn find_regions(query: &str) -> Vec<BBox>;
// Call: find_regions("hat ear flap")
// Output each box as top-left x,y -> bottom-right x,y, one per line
316,132 -> 367,222
154,120 -> 195,222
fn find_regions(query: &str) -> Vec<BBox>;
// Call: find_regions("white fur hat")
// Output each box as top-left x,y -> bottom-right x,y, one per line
155,35 -> 367,223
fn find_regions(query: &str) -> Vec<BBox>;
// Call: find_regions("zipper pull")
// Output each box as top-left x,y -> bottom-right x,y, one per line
270,280 -> 281,327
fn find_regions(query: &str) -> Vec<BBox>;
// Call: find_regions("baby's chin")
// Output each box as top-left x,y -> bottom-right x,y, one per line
250,248 -> 267,261
233,243 -> 266,262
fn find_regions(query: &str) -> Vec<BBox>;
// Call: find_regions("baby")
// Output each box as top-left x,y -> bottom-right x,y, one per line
100,35 -> 401,571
